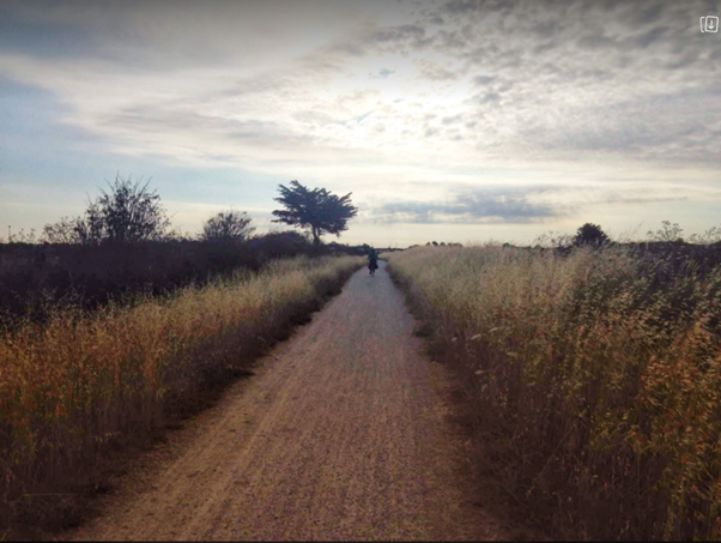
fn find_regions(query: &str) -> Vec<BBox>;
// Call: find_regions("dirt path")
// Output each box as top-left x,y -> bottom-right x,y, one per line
67,262 -> 510,541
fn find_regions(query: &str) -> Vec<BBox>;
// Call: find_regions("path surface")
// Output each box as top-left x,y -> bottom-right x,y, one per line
68,262 -> 509,541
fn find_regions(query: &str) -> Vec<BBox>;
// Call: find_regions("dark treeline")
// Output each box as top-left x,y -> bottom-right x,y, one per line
0,233 -> 369,327
0,176 -> 368,326
0,235 -> 284,324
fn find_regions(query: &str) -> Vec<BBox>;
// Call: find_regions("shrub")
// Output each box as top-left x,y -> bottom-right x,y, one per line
201,211 -> 255,241
41,175 -> 170,246
572,223 -> 609,248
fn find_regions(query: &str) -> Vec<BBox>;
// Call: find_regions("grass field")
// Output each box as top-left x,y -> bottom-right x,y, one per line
387,245 -> 721,540
0,255 -> 362,535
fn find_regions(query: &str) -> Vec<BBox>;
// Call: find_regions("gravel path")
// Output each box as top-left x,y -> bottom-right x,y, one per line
68,261 -> 508,541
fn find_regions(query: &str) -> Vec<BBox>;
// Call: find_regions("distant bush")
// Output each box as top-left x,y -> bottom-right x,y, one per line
41,216 -> 87,244
572,223 -> 609,248
201,210 -> 255,241
423,241 -> 463,247
648,220 -> 684,243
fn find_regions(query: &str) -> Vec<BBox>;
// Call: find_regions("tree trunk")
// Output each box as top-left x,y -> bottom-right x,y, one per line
312,226 -> 320,245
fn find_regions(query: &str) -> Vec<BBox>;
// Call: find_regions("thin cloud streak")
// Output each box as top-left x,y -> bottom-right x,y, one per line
371,184 -> 696,225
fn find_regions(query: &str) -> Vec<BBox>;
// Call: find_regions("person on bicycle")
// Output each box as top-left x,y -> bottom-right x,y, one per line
368,247 -> 379,275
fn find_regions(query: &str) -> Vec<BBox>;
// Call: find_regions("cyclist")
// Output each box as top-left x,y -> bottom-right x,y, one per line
368,247 -> 379,275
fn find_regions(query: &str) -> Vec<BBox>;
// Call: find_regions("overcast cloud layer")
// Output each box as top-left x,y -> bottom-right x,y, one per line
1,0 -> 720,245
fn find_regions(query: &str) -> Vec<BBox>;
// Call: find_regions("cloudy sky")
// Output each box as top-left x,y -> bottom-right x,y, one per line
1,0 -> 720,246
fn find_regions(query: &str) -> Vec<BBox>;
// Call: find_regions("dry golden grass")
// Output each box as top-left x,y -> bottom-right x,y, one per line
0,255 -> 361,533
388,245 -> 721,540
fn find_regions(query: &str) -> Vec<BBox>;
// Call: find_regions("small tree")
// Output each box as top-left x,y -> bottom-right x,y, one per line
201,211 -> 255,241
96,176 -> 170,242
41,175 -> 170,245
573,223 -> 609,248
272,180 -> 357,245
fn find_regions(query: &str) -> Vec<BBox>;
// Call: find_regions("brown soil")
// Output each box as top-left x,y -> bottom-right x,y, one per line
64,262 -> 515,541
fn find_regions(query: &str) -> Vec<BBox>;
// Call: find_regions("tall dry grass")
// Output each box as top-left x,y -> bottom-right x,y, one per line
0,255 -> 361,533
387,245 -> 721,540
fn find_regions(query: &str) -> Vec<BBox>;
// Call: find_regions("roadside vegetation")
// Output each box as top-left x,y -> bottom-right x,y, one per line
387,233 -> 721,540
0,174 -> 365,536
0,176 -> 366,326
0,255 -> 362,535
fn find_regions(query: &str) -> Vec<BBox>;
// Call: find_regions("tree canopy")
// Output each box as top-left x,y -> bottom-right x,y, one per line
271,180 -> 358,245
572,223 -> 610,248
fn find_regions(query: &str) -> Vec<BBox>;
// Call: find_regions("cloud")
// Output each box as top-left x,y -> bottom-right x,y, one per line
474,91 -> 502,104
370,67 -> 395,79
371,182 -> 699,225
3,0 -> 718,168
472,75 -> 495,86
517,86 -> 721,163
375,186 -> 561,224
418,61 -> 458,80
624,1 -> 666,26
1,0 -> 720,244
369,24 -> 429,49
438,0 -> 487,16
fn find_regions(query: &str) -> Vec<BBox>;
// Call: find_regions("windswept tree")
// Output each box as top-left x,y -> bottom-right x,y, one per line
271,180 -> 358,245
201,210 -> 255,241
572,223 -> 610,248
